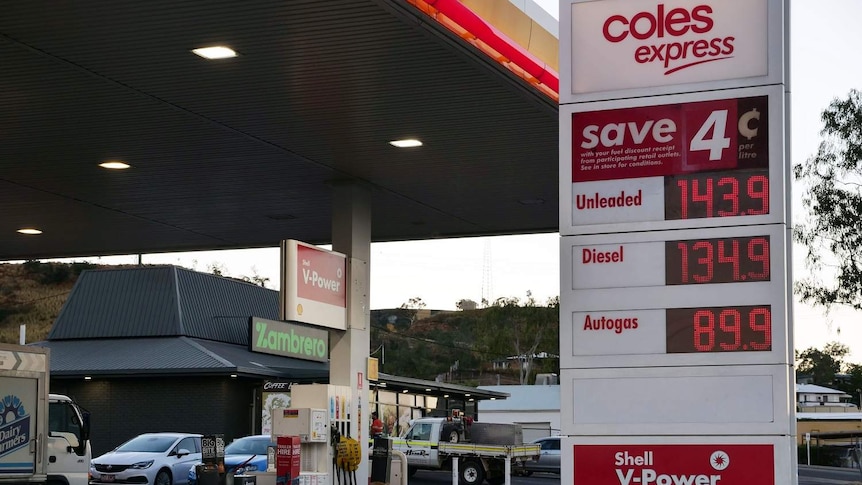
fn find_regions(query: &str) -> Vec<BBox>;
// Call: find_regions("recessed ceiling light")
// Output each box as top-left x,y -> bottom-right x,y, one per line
99,161 -> 130,170
17,228 -> 43,235
192,46 -> 237,59
84,376 -> 92,381
402,389 -> 409,393
390,139 -> 423,148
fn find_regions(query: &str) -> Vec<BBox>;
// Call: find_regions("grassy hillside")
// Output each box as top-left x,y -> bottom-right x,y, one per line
0,262 -> 97,344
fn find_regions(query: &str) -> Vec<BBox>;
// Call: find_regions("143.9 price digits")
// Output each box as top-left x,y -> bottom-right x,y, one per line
665,170 -> 769,220
666,305 -> 772,353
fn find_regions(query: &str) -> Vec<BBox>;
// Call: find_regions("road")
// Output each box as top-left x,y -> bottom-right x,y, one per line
408,466 -> 862,485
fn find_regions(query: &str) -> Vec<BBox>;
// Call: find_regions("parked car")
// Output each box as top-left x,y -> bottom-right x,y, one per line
522,436 -> 561,474
188,435 -> 275,485
90,432 -> 203,485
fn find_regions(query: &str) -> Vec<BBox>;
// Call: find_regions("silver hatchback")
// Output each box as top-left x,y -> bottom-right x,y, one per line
90,433 -> 202,485
523,436 -> 561,474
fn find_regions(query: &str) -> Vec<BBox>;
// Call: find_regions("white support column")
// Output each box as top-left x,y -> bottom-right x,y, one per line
331,181 -> 372,483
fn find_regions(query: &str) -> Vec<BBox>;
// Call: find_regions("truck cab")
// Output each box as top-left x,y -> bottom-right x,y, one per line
47,394 -> 91,485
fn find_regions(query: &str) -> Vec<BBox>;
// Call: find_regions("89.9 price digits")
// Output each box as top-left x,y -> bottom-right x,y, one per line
666,235 -> 770,285
664,170 -> 769,220
666,305 -> 772,353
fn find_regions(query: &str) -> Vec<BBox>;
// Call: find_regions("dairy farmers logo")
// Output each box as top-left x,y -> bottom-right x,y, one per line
602,4 -> 734,75
0,394 -> 31,458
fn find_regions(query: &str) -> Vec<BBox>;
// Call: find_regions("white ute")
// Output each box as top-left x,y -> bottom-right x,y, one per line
390,416 -> 539,485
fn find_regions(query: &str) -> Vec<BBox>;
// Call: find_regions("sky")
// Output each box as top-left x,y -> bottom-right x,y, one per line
39,0 -> 862,361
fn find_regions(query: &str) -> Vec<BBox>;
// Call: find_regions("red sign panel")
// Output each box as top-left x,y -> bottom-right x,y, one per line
276,436 -> 301,481
574,444 -> 774,484
296,244 -> 347,308
572,96 -> 768,182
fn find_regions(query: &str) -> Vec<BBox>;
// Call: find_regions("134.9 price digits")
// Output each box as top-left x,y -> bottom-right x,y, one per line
666,235 -> 770,285
666,305 -> 772,353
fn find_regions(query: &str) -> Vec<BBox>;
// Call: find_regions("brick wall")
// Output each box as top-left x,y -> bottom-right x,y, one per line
52,376 -> 256,456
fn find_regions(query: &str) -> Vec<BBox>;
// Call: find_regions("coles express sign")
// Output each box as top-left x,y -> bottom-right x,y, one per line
574,444 -> 774,485
571,0 -> 768,93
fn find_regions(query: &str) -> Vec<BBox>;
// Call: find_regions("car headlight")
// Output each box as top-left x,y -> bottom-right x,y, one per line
131,460 -> 154,469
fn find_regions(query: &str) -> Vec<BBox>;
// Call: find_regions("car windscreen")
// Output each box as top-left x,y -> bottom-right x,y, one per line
116,435 -> 178,453
225,438 -> 274,455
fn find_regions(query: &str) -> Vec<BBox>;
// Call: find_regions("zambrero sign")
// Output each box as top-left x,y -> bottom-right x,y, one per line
571,0 -> 768,94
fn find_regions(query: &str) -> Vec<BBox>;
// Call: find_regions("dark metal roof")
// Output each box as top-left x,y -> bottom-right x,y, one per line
0,0 -> 558,262
49,265 -> 278,344
375,372 -> 509,401
32,336 -> 328,379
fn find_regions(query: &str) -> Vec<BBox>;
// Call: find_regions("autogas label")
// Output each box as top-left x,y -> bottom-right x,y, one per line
573,444 -> 774,484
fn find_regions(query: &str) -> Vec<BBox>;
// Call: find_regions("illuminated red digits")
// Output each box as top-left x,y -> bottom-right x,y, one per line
717,176 -> 740,216
749,307 -> 772,350
718,309 -> 741,350
691,178 -> 714,217
717,239 -> 741,281
692,241 -> 714,283
693,310 -> 715,352
676,242 -> 690,284
676,180 -> 689,219
747,175 -> 769,215
748,237 -> 770,280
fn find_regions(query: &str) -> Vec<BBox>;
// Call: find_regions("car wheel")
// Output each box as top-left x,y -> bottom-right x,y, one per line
447,430 -> 460,443
459,460 -> 485,485
408,466 -> 418,477
155,469 -> 172,485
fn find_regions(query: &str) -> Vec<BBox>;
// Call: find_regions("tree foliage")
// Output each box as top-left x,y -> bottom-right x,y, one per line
474,292 -> 559,385
793,89 -> 862,309
795,342 -> 850,385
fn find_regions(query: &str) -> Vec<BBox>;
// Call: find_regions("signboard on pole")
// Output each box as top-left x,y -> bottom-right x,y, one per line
558,0 -> 793,482
280,239 -> 347,330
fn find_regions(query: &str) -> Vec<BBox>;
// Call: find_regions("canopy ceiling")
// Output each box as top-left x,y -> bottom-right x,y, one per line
0,0 -> 559,261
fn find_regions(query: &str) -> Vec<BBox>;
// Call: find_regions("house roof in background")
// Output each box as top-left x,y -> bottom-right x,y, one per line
477,384 -> 559,411
796,384 -> 852,396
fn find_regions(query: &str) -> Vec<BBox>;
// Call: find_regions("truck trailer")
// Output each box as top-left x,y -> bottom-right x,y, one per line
1,344 -> 91,485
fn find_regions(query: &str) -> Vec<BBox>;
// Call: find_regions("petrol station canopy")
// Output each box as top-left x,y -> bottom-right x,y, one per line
1,0 -> 559,261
